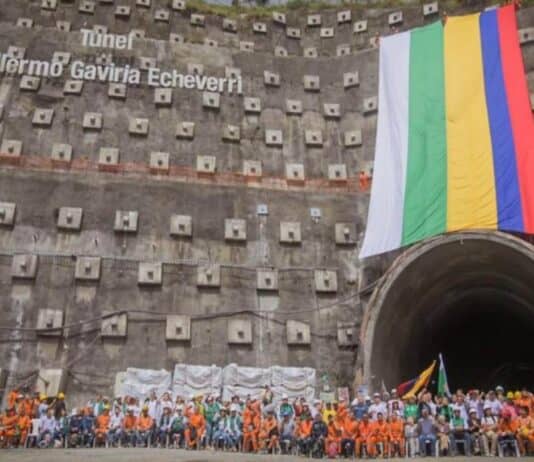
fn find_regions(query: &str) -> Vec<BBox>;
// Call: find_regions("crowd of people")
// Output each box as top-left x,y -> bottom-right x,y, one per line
1,385 -> 533,458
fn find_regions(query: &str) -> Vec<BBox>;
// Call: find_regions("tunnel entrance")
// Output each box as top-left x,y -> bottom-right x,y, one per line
360,231 -> 534,392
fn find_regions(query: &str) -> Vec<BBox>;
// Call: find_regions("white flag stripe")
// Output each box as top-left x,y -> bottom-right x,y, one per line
359,32 -> 411,258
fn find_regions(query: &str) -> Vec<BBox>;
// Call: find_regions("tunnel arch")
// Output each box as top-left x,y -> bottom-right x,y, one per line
359,231 -> 534,391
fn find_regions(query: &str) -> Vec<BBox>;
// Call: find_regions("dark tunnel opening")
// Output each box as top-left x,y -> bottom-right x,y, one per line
364,232 -> 534,392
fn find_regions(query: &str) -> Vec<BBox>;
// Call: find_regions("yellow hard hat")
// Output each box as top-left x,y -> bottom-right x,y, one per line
514,391 -> 521,399
506,391 -> 514,399
39,393 -> 47,401
142,405 -> 149,411
58,392 -> 65,399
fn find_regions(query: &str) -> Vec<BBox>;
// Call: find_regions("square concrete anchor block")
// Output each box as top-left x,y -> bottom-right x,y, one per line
304,47 -> 318,58
303,75 -> 320,92
264,71 -> 280,87
149,151 -> 169,172
138,262 -> 163,285
305,130 -> 323,147
337,44 -> 351,56
79,1 -> 96,14
176,121 -> 195,139
307,14 -> 321,26
202,92 -> 220,110
131,29 -> 145,39
337,322 -> 358,346
32,109 -> 54,127
244,97 -> 261,114
320,27 -> 334,38
354,20 -> 368,33
519,28 -> 534,45
243,160 -> 262,178
286,27 -> 301,39
0,202 -> 16,227
96,53 -> 112,66
56,21 -> 71,32
114,210 -> 138,233
222,124 -> 240,142
136,0 -> 151,6
257,268 -> 278,291
170,214 -> 192,237
20,75 -> 40,91
196,155 -> 216,174
328,164 -> 348,181
129,118 -> 149,136
7,46 -> 25,59
423,1 -> 439,16
338,10 -> 351,24
57,207 -> 83,231
274,46 -> 287,57
389,11 -> 403,26
101,312 -> 127,338
1,139 -> 22,158
169,33 -> 184,44
253,22 -> 267,34
139,57 -> 156,71
227,319 -> 252,344
75,256 -> 101,281
363,96 -> 378,114
93,25 -> 108,34
287,320 -> 311,345
155,9 -> 170,22
12,254 -> 38,279
286,99 -> 303,115
224,218 -> 247,241
335,222 -> 357,245
240,41 -> 254,52
115,5 -> 131,17
272,12 -> 286,25
172,0 -> 186,10
225,67 -> 241,80
51,143 -> 72,163
197,264 -> 221,287
265,129 -> 283,147
64,80 -> 84,95
154,88 -> 172,106
190,14 -> 205,26
52,52 -> 71,65
343,71 -> 359,89
344,130 -> 362,147
223,18 -> 237,32
188,63 -> 204,75
324,103 -> 341,119
280,222 -> 301,244
42,0 -> 58,11
286,163 -> 305,182
82,112 -> 102,130
166,315 -> 191,341
108,83 -> 127,99
98,147 -> 119,167
204,38 -> 218,48
315,269 -> 338,293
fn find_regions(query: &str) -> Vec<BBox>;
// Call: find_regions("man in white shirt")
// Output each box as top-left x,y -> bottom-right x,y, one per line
368,393 -> 387,420
108,406 -> 123,447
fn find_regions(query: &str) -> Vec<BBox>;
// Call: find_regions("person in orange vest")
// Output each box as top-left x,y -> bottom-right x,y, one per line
368,411 -> 389,457
16,406 -> 31,448
94,406 -> 111,447
185,405 -> 206,449
325,414 -> 343,457
388,411 -> 405,457
516,406 -> 533,456
122,407 -> 137,447
356,412 -> 373,457
340,413 -> 358,457
295,414 -> 313,455
0,407 -> 18,448
6,390 -> 19,411
259,410 -> 279,453
515,389 -> 533,416
136,405 -> 153,447
243,405 -> 261,452
498,412 -> 519,456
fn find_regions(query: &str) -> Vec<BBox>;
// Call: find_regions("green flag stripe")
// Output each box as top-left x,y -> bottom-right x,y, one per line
402,22 -> 447,245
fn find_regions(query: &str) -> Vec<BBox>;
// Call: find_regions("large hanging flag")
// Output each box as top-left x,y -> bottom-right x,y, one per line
437,353 -> 451,397
401,361 -> 436,399
360,5 -> 534,258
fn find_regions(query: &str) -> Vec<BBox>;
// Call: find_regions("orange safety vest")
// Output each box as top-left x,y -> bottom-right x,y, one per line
137,414 -> 153,431
96,414 -> 110,432
123,414 -> 137,430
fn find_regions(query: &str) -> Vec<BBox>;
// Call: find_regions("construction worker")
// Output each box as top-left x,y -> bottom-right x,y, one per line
121,407 -> 137,447
295,414 -> 312,455
259,410 -> 279,453
243,405 -> 261,452
81,406 -> 95,448
340,413 -> 358,457
94,406 -> 110,447
498,411 -> 519,456
185,405 -> 205,449
516,406 -> 533,456
0,407 -> 18,448
136,405 -> 153,447
356,412 -> 373,457
388,411 -> 405,457
368,411 -> 389,457
16,406 -> 31,448
325,414 -> 342,457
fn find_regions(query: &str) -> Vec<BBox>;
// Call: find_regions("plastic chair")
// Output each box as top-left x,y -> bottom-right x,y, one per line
498,437 -> 520,457
24,419 -> 41,448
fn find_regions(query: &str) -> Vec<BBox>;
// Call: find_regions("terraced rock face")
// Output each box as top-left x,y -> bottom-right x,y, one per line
0,0 -> 532,404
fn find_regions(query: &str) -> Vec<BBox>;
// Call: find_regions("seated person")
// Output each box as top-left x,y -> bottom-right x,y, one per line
243,405 -> 261,452
136,405 -> 153,447
94,406 -> 110,447
451,407 -> 472,456
467,408 -> 482,455
259,411 -> 279,453
155,406 -> 173,447
67,408 -> 84,447
81,407 -> 95,448
404,416 -> 418,457
185,405 -> 205,449
498,411 -> 519,456
417,408 -> 437,457
356,412 -> 374,457
309,412 -> 328,458
121,407 -> 137,447
0,408 -> 18,448
481,404 -> 499,456
435,414 -> 451,456
279,414 -> 295,454
516,406 -> 533,456
295,414 -> 312,455
388,412 -> 405,457
169,408 -> 187,448
340,413 -> 358,458
107,406 -> 123,447
325,414 -> 342,458
368,412 -> 388,457
39,408 -> 60,448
